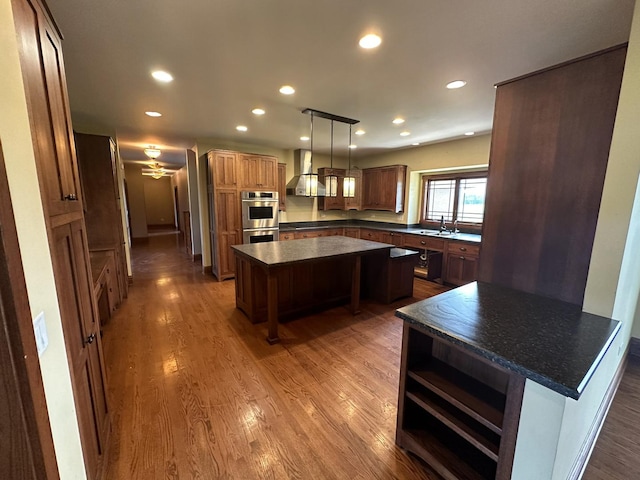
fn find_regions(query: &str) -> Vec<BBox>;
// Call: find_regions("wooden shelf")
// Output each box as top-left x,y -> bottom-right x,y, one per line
408,358 -> 505,434
406,390 -> 499,461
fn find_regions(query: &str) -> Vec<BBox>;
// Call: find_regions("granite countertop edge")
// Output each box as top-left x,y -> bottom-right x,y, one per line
279,220 -> 481,243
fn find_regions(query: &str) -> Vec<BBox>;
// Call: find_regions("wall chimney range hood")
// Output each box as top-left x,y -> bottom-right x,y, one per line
285,149 -> 325,197
286,108 -> 360,197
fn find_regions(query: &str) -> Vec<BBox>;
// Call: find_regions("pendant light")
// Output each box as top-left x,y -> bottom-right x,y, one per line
144,145 -> 161,159
303,112 -> 319,197
326,120 -> 338,197
343,125 -> 356,198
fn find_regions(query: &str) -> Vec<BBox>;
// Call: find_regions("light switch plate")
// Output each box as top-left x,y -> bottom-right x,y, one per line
33,311 -> 48,356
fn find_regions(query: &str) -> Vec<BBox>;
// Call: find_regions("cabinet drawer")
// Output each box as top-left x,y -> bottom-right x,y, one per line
404,234 -> 445,251
446,242 -> 480,257
360,229 -> 384,242
279,232 -> 295,241
294,230 -> 322,239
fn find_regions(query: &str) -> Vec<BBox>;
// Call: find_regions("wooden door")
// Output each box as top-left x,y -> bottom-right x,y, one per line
51,220 -> 109,480
13,0 -> 82,217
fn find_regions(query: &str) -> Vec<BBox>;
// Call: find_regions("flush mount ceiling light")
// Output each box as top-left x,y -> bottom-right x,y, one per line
355,129 -> 365,136
236,125 -> 248,132
400,131 -> 411,136
300,136 -> 310,141
359,33 -> 382,49
465,131 -> 475,136
151,70 -> 173,83
412,142 -> 420,146
144,146 -> 161,159
145,111 -> 162,117
252,108 -> 265,115
279,85 -> 295,95
392,117 -> 405,125
446,80 -> 467,89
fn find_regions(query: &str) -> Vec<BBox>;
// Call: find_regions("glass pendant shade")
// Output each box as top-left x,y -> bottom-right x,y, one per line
343,175 -> 356,197
144,146 -> 161,159
327,175 -> 338,197
303,173 -> 318,197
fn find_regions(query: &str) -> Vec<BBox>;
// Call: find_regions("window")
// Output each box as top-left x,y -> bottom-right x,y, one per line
421,172 -> 487,231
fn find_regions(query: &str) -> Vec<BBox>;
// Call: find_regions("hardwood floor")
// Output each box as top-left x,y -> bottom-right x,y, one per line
582,353 -> 640,480
101,234 -> 450,479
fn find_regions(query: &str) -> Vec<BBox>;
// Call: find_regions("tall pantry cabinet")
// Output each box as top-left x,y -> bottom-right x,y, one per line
12,0 -> 110,478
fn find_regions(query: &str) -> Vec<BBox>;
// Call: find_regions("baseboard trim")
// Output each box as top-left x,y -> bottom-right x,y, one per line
203,265 -> 212,275
568,347 -> 628,480
193,253 -> 202,264
629,337 -> 640,358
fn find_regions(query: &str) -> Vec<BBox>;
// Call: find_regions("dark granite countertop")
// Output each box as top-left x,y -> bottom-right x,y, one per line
232,236 -> 393,268
279,220 -> 481,244
395,282 -> 620,399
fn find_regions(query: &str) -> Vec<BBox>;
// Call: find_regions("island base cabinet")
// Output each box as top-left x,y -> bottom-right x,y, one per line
396,324 -> 525,480
235,256 -> 353,323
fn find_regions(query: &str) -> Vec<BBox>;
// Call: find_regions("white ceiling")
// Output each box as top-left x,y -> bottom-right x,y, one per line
47,0 -> 634,167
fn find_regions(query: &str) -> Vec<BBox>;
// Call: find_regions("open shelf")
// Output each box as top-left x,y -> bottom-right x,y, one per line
406,388 -> 500,461
408,358 -> 506,434
401,400 -> 497,480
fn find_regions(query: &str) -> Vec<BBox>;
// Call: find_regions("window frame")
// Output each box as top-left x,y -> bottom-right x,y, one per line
420,171 -> 487,234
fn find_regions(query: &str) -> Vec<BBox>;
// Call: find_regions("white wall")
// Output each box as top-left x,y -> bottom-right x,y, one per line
124,164 -> 149,238
187,149 -> 202,256
1,0 -> 86,477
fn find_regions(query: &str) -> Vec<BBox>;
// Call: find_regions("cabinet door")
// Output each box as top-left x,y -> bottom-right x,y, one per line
360,228 -> 384,242
239,154 -> 258,189
362,169 -> 379,210
212,151 -> 238,188
344,228 -> 360,239
278,163 -> 287,211
51,220 -> 108,480
257,156 -> 277,190
382,231 -> 404,246
214,190 -> 241,279
444,254 -> 479,286
14,0 -> 82,216
218,230 -> 241,277
362,165 -> 406,213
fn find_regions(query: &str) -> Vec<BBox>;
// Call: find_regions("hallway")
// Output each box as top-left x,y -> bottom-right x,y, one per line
101,234 -> 447,479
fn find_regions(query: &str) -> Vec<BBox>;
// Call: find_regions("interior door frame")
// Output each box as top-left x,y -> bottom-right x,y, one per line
0,140 -> 59,478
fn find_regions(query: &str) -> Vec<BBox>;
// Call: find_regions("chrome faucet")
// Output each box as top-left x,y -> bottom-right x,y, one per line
439,216 -> 447,232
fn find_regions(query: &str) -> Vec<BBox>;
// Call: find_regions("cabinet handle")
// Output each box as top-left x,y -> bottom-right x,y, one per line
420,241 -> 426,245
459,247 -> 467,252
459,256 -> 466,260
85,333 -> 96,345
64,193 -> 77,201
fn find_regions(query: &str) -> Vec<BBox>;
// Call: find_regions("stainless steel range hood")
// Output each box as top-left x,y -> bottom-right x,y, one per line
285,149 -> 326,197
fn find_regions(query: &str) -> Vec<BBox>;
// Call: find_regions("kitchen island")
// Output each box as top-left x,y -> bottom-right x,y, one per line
394,281 -> 620,479
232,236 -> 394,344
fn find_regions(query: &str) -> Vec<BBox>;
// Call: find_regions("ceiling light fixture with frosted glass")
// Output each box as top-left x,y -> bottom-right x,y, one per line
446,80 -> 467,89
359,33 -> 382,49
151,70 -> 174,83
279,85 -> 295,95
145,111 -> 162,117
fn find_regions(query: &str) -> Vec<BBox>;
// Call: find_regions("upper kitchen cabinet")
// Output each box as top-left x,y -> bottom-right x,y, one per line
239,154 -> 277,190
478,45 -> 627,306
362,165 -> 407,213
277,163 -> 286,211
211,150 -> 238,188
14,0 -> 82,217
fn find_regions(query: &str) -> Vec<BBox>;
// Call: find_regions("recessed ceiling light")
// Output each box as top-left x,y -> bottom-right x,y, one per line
400,131 -> 411,136
446,80 -> 467,89
151,70 -> 173,83
348,144 -> 358,149
236,125 -> 248,132
355,129 -> 365,136
359,34 -> 382,49
412,143 -> 420,146
392,117 -> 405,125
252,108 -> 265,115
465,131 -> 475,136
300,136 -> 310,141
145,111 -> 162,117
279,85 -> 295,95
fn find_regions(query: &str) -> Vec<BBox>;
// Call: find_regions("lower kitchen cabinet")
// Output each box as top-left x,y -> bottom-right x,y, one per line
396,324 -> 525,479
360,228 -> 385,242
444,242 -> 480,286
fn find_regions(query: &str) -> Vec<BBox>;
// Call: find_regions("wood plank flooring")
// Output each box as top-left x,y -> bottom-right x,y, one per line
582,353 -> 640,480
101,234 -> 450,479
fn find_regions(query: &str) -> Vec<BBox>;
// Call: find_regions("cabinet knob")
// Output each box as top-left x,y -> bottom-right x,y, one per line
64,193 -> 77,201
420,241 -> 426,245
85,333 -> 96,345
459,247 -> 467,252
459,256 -> 466,260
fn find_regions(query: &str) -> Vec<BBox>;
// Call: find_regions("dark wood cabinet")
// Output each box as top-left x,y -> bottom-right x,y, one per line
359,228 -> 385,242
478,45 -> 627,305
278,163 -> 287,211
397,324 -> 525,480
13,0 -> 110,477
362,165 -> 407,213
444,242 -> 480,286
75,132 -> 128,304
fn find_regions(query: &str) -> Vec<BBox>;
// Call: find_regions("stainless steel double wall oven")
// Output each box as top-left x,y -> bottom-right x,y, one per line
241,191 -> 279,243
